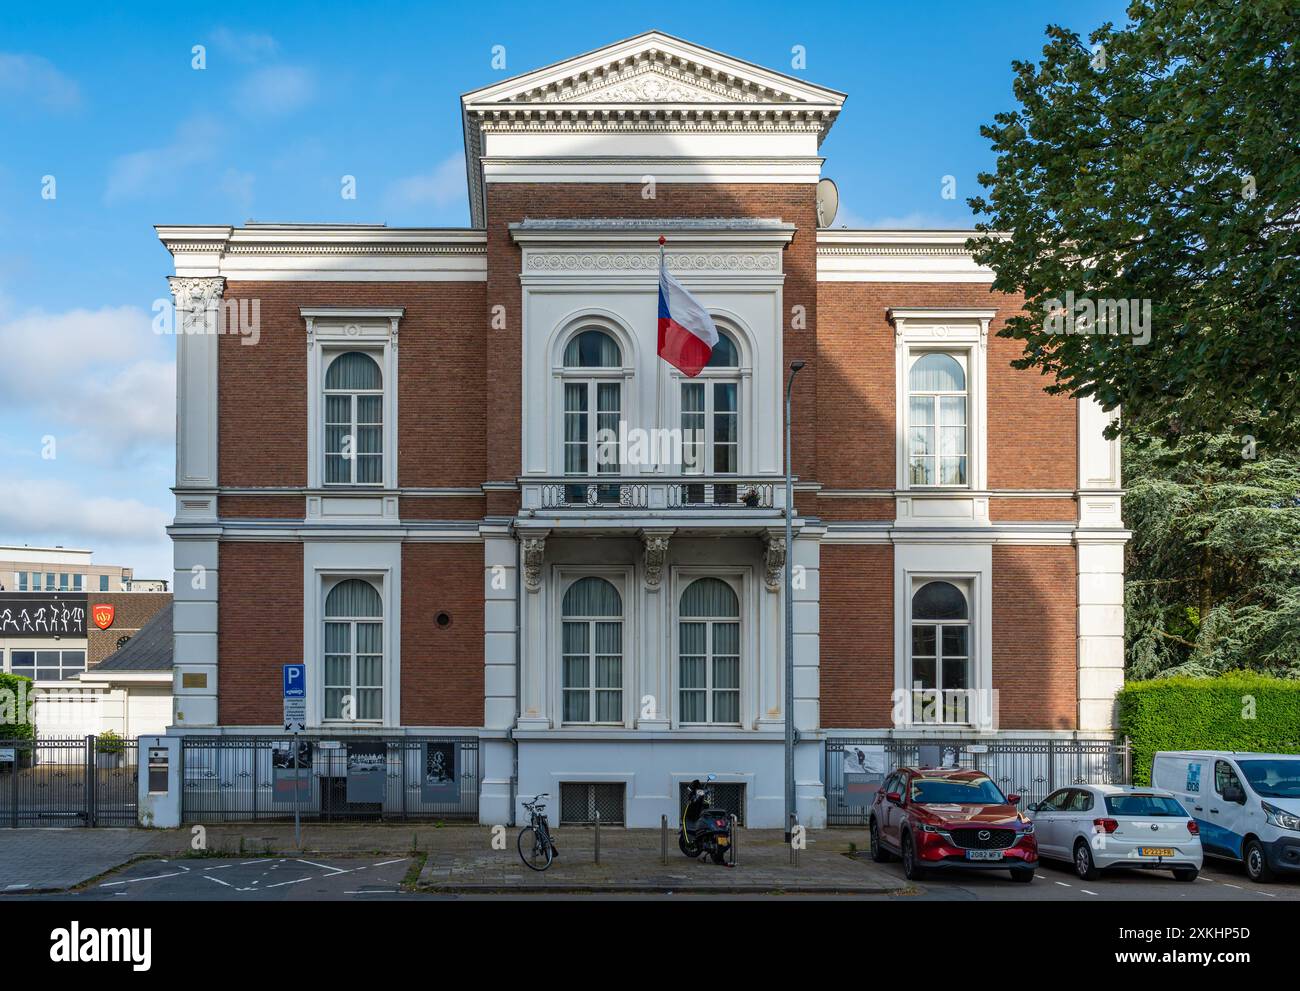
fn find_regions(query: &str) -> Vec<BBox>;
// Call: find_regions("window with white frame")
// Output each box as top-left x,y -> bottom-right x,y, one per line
561,577 -> 623,724
562,329 -> 622,504
909,580 -> 971,724
907,352 -> 968,487
323,578 -> 383,721
11,649 -> 86,682
323,351 -> 384,486
680,332 -> 740,504
679,577 -> 741,725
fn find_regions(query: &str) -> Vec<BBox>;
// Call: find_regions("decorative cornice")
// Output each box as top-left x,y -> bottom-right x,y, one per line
526,252 -> 778,273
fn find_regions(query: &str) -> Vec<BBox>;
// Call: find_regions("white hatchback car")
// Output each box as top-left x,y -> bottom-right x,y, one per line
1027,784 -> 1203,882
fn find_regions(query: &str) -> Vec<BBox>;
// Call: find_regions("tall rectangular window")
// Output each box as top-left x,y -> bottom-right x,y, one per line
323,351 -> 384,486
907,352 -> 968,487
99,574 -> 110,591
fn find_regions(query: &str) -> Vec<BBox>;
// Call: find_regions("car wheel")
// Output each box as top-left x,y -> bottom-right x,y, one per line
1172,867 -> 1198,883
902,833 -> 925,881
1244,839 -> 1275,883
1073,840 -> 1100,881
1010,868 -> 1034,883
869,818 -> 893,862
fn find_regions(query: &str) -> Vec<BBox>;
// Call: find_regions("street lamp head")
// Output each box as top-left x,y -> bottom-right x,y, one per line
790,360 -> 806,372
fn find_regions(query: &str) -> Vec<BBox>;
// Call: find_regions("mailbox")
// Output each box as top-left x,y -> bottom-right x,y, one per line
147,747 -> 169,793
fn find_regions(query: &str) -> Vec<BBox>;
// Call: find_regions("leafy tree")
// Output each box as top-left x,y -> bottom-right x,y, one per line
1124,429 -> 1300,677
968,1 -> 1299,446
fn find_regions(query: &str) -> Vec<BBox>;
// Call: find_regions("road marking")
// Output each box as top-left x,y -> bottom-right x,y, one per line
1256,890 -> 1276,898
264,876 -> 313,889
99,881 -> 125,887
125,872 -> 183,884
374,859 -> 406,867
1055,881 -> 1071,888
1224,883 -> 1242,889
204,875 -> 234,888
1082,889 -> 1098,896
4,884 -> 29,891
296,859 -> 344,873
204,864 -> 233,871
241,859 -> 272,865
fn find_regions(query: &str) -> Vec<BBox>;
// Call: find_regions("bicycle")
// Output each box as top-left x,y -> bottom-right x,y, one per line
517,793 -> 558,871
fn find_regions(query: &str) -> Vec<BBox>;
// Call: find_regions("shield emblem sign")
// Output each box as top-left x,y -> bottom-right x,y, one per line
92,604 -> 115,630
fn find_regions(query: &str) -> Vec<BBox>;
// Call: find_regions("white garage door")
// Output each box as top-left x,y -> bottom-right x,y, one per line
127,688 -> 173,737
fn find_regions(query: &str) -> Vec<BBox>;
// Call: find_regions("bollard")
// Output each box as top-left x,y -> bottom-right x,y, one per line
788,812 -> 800,867
729,813 -> 738,868
594,810 -> 600,864
661,814 -> 668,864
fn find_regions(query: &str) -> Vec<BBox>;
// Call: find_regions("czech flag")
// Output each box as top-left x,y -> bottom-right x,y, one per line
657,245 -> 718,377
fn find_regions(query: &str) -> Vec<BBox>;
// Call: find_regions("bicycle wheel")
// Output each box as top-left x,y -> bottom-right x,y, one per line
518,826 -> 553,871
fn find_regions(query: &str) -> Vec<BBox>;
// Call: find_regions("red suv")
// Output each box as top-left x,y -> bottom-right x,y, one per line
868,767 -> 1037,883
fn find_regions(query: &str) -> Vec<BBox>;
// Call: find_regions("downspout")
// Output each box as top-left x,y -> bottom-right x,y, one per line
510,533 -> 521,828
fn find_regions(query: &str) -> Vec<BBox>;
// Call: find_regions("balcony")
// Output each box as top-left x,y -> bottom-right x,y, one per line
520,475 -> 787,517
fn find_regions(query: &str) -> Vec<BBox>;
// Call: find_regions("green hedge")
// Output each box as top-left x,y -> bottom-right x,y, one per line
0,672 -> 35,741
1118,672 -> 1300,784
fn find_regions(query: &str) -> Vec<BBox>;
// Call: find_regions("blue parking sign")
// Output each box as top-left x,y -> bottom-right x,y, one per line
283,663 -> 306,699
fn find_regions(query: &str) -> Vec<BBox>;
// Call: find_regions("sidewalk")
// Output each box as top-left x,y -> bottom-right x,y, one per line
0,824 -> 902,895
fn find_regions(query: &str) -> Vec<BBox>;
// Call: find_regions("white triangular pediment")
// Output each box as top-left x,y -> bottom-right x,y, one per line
463,31 -> 844,109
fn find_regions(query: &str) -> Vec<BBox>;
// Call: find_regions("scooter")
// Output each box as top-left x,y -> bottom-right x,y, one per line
679,773 -> 734,865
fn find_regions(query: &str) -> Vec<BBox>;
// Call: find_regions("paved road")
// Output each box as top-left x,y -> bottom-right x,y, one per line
37,856 -> 414,901
23,851 -> 1298,901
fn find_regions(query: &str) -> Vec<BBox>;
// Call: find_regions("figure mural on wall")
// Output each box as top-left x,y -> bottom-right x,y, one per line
0,596 -> 87,636
421,742 -> 460,803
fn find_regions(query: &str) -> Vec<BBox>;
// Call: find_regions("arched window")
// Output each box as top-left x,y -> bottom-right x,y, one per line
681,330 -> 741,505
679,578 -> 740,724
561,577 -> 623,724
324,351 -> 383,485
324,578 -> 383,721
562,330 -> 623,504
907,352 -> 967,487
909,580 -> 970,724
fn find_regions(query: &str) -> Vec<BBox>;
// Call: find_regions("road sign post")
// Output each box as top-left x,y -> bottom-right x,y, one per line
283,664 -> 306,848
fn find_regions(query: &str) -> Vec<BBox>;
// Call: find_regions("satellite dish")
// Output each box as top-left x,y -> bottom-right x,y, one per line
816,177 -> 839,228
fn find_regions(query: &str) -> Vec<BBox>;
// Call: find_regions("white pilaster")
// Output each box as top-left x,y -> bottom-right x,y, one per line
1076,397 -> 1127,730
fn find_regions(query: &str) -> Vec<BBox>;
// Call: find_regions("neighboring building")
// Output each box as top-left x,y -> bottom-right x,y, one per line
155,32 -> 1127,827
126,578 -> 170,593
77,605 -> 174,738
0,545 -> 135,594
0,587 -> 172,738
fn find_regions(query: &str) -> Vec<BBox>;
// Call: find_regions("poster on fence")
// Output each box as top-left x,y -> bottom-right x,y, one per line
420,741 -> 459,803
271,740 -> 313,803
842,745 -> 887,809
346,741 -> 387,803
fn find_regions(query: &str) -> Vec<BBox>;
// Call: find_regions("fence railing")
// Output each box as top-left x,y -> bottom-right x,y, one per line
0,736 -> 139,827
525,475 -> 786,512
824,736 -> 1131,827
180,735 -> 480,823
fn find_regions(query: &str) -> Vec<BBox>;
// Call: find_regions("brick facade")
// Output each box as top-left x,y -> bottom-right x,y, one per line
216,542 -> 303,725
819,544 -> 894,728
86,592 -> 171,666
400,543 -> 485,726
991,545 -> 1078,729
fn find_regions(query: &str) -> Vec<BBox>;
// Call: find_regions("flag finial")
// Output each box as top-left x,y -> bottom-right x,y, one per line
658,235 -> 666,246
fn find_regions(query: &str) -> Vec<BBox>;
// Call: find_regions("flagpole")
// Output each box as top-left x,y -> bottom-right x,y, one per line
657,234 -> 665,476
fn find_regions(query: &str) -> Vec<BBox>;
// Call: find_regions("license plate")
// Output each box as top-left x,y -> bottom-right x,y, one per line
966,850 -> 1002,861
716,836 -> 729,846
1139,847 -> 1175,857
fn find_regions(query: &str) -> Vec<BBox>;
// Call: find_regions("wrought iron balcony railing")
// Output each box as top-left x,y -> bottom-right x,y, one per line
523,475 -> 783,512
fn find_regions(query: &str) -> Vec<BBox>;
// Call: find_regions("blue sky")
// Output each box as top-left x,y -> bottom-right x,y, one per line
0,0 -> 1130,580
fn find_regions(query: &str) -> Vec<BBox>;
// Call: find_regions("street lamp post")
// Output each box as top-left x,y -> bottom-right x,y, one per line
783,360 -> 805,843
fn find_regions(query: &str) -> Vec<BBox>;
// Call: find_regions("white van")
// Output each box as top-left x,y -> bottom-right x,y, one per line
1152,751 -> 1300,882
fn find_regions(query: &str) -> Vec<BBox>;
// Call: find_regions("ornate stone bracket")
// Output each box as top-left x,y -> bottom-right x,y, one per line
521,533 -> 548,593
640,529 -> 674,590
762,533 -> 786,593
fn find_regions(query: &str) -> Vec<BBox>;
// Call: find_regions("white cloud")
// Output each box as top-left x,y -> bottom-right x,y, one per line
0,302 -> 174,461
386,155 -> 467,210
0,479 -> 169,545
208,27 -> 280,63
104,116 -> 224,203
0,53 -> 80,111
235,65 -> 315,116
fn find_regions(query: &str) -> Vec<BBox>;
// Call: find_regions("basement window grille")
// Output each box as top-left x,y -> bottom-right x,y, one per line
559,782 -> 626,825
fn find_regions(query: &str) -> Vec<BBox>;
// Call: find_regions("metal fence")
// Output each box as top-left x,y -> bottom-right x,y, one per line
825,736 -> 1131,827
180,735 -> 480,823
560,782 -> 627,825
1,736 -> 139,827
